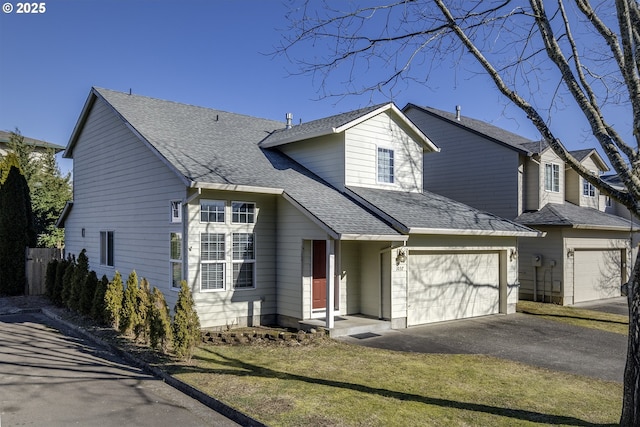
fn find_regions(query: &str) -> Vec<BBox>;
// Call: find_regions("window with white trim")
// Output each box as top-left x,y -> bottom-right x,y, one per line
377,147 -> 394,184
544,163 -> 560,192
100,231 -> 114,267
170,232 -> 182,288
170,201 -> 182,223
582,171 -> 596,197
232,233 -> 255,289
201,233 -> 225,291
232,202 -> 255,224
200,200 -> 225,223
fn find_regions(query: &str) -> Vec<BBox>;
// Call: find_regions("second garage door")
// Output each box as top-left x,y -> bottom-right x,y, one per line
573,249 -> 622,304
407,251 -> 500,326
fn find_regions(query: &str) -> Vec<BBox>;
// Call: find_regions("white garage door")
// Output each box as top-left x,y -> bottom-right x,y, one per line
573,249 -> 622,303
407,251 -> 500,326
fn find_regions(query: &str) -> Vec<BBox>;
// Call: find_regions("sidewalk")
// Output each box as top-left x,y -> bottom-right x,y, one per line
0,295 -> 262,427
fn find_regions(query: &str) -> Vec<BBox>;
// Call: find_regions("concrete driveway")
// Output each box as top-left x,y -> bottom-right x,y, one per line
0,312 -> 240,427
339,299 -> 629,383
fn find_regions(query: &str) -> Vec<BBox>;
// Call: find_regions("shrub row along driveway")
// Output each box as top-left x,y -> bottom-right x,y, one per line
339,298 -> 629,383
0,312 -> 240,427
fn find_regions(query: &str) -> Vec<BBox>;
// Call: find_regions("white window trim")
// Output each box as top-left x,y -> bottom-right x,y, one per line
200,232 -> 226,292
99,230 -> 115,267
170,200 -> 182,223
231,201 -> 256,224
170,232 -> 182,289
544,163 -> 560,193
232,232 -> 256,290
200,199 -> 226,224
582,171 -> 596,198
376,146 -> 395,185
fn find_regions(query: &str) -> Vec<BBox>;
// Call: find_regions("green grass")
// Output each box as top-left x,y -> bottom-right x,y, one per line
164,339 -> 622,426
517,300 -> 629,335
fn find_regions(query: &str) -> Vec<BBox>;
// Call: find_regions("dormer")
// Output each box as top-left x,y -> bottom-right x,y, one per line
260,103 -> 439,193
565,149 -> 609,209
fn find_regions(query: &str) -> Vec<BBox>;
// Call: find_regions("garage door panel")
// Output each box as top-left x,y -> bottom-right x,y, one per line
574,249 -> 622,303
408,252 -> 500,326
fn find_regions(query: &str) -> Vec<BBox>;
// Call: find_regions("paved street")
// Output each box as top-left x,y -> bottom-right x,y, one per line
0,312 -> 240,427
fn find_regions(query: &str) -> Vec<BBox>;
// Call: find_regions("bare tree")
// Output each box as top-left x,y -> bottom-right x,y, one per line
278,1 -> 640,424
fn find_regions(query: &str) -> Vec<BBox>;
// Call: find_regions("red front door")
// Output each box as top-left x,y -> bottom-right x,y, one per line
312,240 -> 327,310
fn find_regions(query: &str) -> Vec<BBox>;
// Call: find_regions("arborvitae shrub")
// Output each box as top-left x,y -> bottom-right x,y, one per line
68,250 -> 89,312
91,275 -> 109,324
45,258 -> 58,301
134,277 -> 151,343
104,271 -> 123,330
81,271 -> 98,316
119,270 -> 140,336
52,256 -> 70,306
149,287 -> 172,353
172,280 -> 201,360
61,254 -> 76,307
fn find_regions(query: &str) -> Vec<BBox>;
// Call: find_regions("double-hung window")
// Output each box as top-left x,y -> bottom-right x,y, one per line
232,233 -> 255,289
100,231 -> 114,267
201,233 -> 225,291
170,201 -> 182,223
583,171 -> 596,197
232,202 -> 255,224
544,163 -> 560,192
377,147 -> 394,184
201,200 -> 225,223
170,232 -> 182,288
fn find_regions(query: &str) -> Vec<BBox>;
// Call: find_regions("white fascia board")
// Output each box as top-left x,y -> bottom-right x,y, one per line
191,181 -> 284,195
571,224 -> 640,232
339,234 -> 406,242
408,227 -> 545,237
281,193 -> 340,240
260,128 -> 337,148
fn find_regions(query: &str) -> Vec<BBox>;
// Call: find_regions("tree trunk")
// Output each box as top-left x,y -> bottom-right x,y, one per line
621,252 -> 640,426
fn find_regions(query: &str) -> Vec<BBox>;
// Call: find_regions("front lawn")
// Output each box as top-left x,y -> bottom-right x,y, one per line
164,338 -> 622,426
517,300 -> 629,335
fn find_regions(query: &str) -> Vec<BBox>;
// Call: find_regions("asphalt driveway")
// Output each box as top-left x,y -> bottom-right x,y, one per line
339,298 -> 629,383
0,312 -> 240,427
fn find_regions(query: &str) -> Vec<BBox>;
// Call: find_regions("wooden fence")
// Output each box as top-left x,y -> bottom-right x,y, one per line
25,247 -> 62,295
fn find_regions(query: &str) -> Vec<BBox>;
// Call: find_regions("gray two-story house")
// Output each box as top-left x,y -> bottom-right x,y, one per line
58,88 -> 539,335
404,104 -> 637,305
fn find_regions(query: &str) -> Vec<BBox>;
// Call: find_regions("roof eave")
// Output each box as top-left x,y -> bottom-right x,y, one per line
339,234 -> 407,242
407,227 -> 544,237
56,201 -> 73,228
191,181 -> 284,195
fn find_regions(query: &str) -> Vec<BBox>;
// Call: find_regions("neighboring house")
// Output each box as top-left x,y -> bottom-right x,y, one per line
58,88 -> 539,334
404,104 -> 638,305
0,130 -> 64,158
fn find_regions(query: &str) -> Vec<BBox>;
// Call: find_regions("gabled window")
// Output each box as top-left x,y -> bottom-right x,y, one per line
200,200 -> 225,223
170,201 -> 182,223
100,231 -> 114,267
582,171 -> 596,197
544,163 -> 560,192
170,233 -> 182,288
232,233 -> 255,289
232,202 -> 255,224
201,233 -> 225,291
377,147 -> 394,184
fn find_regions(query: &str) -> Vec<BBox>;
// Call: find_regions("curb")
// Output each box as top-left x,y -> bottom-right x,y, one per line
35,307 -> 267,427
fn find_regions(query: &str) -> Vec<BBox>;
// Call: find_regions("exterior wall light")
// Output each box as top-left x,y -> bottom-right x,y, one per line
396,249 -> 407,264
567,248 -> 574,258
510,248 -> 518,261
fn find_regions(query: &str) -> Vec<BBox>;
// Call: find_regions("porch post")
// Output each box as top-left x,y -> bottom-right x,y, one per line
325,239 -> 335,329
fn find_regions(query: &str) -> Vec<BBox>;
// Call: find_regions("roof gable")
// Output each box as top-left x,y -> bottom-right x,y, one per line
261,103 -> 439,152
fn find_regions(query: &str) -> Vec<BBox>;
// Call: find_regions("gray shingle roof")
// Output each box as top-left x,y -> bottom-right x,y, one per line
260,104 -> 390,147
91,88 -> 400,238
348,186 -> 540,235
405,104 -> 539,154
0,130 -> 64,152
515,202 -> 637,230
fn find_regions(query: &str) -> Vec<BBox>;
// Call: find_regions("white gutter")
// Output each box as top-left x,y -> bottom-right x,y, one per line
339,234 -> 406,242
407,227 -> 545,238
191,181 -> 284,195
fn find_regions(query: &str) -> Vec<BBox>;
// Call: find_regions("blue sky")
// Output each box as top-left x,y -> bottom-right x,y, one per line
0,0 -> 611,176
